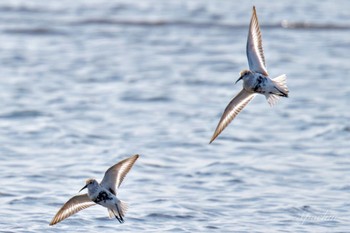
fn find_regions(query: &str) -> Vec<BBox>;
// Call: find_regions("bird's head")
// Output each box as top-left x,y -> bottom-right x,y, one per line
79,178 -> 98,192
235,69 -> 251,84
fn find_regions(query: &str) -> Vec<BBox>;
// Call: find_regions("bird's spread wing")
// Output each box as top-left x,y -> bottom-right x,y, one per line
100,154 -> 139,195
49,194 -> 95,226
246,6 -> 268,76
210,89 -> 256,143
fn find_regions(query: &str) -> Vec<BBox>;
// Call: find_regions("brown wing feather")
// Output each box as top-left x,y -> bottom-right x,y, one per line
246,6 -> 268,76
100,154 -> 139,195
49,194 -> 95,226
210,90 -> 255,143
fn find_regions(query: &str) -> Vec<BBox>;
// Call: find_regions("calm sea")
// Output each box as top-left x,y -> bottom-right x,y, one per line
0,0 -> 349,232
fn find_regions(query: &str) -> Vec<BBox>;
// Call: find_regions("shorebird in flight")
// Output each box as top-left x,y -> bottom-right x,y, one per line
50,154 -> 139,225
210,6 -> 289,143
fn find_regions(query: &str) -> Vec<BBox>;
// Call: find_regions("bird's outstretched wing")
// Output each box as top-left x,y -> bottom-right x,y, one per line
100,154 -> 139,195
50,194 -> 95,226
210,89 -> 256,143
246,6 -> 269,76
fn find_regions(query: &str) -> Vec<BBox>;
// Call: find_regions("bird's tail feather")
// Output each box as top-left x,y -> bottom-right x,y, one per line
119,200 -> 128,217
108,209 -> 114,219
266,74 -> 288,106
272,74 -> 288,96
266,94 -> 280,106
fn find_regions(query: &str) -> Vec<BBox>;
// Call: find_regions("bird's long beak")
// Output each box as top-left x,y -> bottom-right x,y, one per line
235,76 -> 243,85
79,184 -> 88,192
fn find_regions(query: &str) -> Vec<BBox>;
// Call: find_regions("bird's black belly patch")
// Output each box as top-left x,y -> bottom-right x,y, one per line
253,76 -> 266,93
93,191 -> 113,204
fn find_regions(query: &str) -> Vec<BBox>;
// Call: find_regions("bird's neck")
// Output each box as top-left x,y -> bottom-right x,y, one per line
88,184 -> 101,198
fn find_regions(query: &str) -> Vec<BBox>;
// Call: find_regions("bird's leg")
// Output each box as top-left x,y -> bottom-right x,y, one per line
115,204 -> 124,223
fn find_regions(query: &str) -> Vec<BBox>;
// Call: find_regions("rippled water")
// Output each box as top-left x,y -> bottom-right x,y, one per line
0,0 -> 349,232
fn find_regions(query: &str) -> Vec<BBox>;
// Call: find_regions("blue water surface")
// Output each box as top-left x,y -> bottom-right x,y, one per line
0,0 -> 349,232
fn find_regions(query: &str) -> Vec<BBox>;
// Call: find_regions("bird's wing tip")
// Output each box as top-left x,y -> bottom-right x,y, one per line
209,134 -> 218,144
252,6 -> 257,17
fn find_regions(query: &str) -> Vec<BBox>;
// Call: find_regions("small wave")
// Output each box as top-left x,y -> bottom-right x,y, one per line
147,213 -> 194,220
206,161 -> 238,168
0,6 -> 44,13
3,28 -> 66,36
343,126 -> 350,132
9,196 -> 40,205
280,20 -> 350,30
206,225 -> 220,229
227,178 -> 244,184
72,18 -> 350,30
339,185 -> 350,191
121,95 -> 172,103
0,192 -> 15,197
0,5 -> 67,15
0,110 -> 45,119
288,205 -> 314,215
